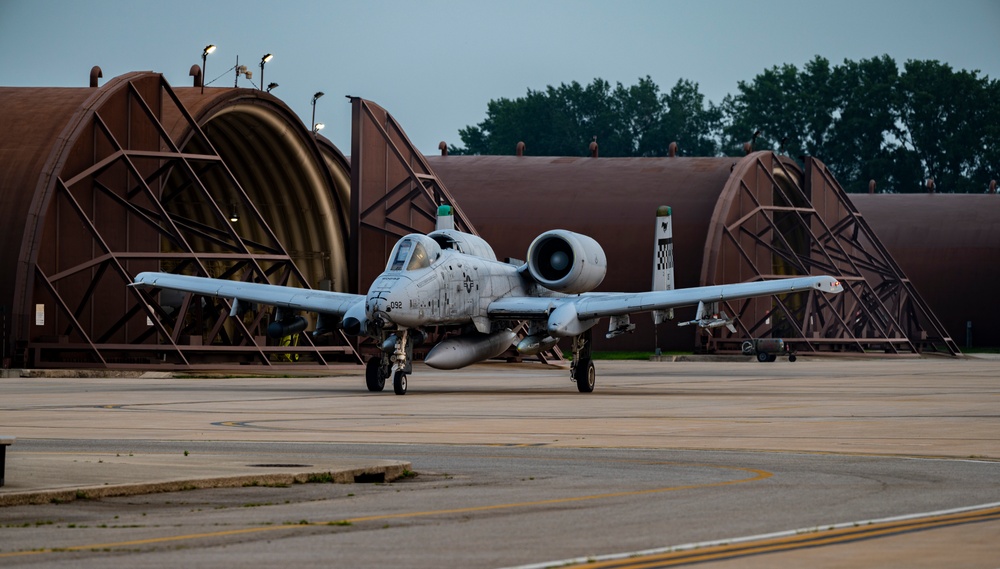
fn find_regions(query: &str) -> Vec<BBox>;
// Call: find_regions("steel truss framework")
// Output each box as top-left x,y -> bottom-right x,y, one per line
702,153 -> 959,356
349,98 -> 478,289
26,75 -> 359,368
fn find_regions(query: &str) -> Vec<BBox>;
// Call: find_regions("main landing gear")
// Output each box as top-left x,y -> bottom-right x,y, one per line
570,329 -> 596,393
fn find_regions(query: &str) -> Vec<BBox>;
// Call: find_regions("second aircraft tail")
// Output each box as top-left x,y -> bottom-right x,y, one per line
651,205 -> 675,325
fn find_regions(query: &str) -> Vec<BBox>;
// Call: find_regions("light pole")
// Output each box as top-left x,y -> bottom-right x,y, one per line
311,91 -> 324,136
201,44 -> 216,94
259,53 -> 272,91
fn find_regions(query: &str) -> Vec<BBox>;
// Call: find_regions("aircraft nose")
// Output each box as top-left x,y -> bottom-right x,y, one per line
365,276 -> 413,327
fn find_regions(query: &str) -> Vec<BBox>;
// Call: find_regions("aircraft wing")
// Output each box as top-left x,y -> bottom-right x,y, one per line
488,275 -> 842,321
131,272 -> 365,316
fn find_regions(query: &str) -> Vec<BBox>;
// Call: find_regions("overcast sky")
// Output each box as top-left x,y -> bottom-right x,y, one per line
2,0 -> 998,155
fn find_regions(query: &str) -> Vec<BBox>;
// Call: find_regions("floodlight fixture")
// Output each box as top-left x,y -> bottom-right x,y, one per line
201,44 -> 216,94
311,92 -> 326,137
266,82 -> 279,93
259,53 -> 273,91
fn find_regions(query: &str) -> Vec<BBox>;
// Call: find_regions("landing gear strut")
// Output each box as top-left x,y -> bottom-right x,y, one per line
570,329 -> 596,393
390,330 -> 412,395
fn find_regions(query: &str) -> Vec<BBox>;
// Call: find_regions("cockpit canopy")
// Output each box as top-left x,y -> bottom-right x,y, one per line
427,229 -> 497,261
385,234 -> 442,272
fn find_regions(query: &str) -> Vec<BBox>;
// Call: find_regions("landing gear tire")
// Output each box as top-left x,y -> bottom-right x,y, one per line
574,359 -> 596,393
393,370 -> 408,395
366,358 -> 387,392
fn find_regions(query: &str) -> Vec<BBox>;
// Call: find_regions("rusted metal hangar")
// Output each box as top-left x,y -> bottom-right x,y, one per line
0,70 -> 356,368
2,70 -> 993,370
426,154 -> 982,354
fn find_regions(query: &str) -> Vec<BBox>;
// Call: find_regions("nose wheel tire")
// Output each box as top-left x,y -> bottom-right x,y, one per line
574,359 -> 596,393
366,358 -> 387,392
393,371 -> 408,395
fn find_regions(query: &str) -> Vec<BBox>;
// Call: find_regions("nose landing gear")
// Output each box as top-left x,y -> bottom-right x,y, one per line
393,370 -> 408,395
390,330 -> 411,395
367,329 -> 413,394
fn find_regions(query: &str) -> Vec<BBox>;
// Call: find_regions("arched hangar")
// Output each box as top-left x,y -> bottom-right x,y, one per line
424,153 -> 964,355
0,70 -> 355,368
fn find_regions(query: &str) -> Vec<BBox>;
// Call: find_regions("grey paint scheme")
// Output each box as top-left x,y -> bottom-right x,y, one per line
132,223 -> 842,394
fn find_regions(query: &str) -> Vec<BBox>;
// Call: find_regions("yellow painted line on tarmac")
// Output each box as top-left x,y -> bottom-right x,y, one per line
0,465 -> 770,558
346,466 -> 770,524
551,504 -> 1000,569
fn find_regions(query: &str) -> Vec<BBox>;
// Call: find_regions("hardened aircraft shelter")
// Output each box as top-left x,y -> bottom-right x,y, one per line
1,70 -> 984,369
0,70 -> 359,368
427,153 -> 963,355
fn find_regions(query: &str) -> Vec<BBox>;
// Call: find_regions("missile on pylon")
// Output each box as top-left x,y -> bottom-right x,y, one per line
424,330 -> 518,370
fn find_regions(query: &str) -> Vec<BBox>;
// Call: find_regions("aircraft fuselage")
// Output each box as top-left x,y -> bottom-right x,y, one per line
366,247 -> 528,332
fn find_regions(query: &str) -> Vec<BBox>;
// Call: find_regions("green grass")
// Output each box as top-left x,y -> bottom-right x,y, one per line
304,472 -> 335,484
591,351 -> 692,360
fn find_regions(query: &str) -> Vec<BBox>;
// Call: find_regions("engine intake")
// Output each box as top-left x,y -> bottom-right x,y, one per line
526,230 -> 607,293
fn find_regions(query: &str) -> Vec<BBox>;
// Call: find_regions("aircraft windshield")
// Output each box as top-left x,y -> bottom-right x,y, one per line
406,242 -> 431,270
387,238 -> 433,272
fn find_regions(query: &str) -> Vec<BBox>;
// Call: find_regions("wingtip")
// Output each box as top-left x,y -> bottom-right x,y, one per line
821,276 -> 843,293
130,272 -> 155,288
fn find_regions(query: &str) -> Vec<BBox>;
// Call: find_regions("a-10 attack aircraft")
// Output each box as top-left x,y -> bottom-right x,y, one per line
132,205 -> 843,395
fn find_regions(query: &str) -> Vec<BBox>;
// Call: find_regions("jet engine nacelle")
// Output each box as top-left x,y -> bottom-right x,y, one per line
526,230 -> 607,294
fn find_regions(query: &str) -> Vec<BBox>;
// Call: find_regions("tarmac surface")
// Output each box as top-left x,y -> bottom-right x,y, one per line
1,356 -> 999,567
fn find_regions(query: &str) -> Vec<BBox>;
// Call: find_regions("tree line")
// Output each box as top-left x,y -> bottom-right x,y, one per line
451,55 -> 1000,194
